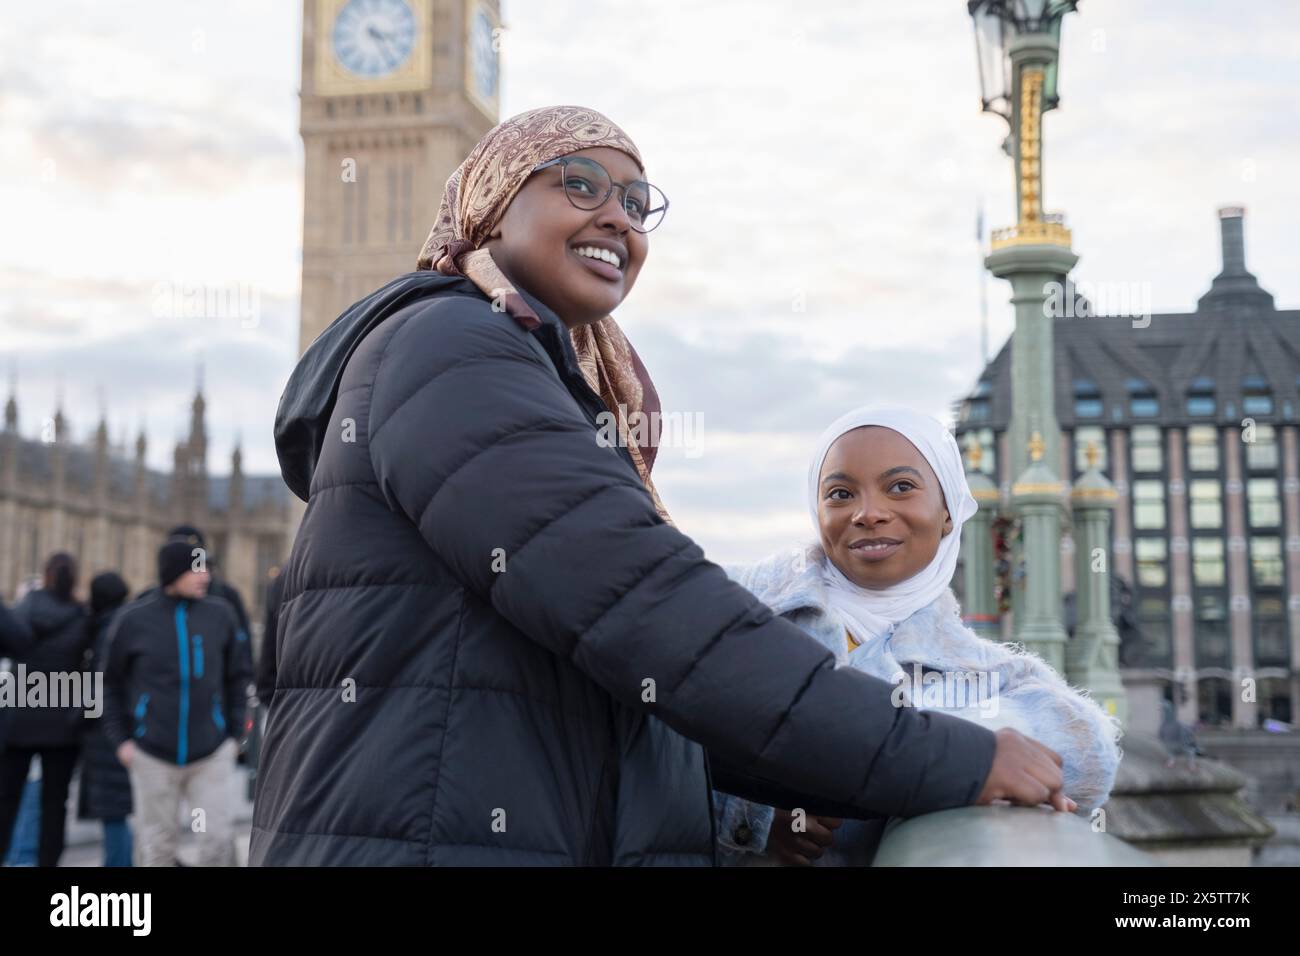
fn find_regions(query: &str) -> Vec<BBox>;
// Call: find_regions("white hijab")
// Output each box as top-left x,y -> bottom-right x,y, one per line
807,406 -> 979,646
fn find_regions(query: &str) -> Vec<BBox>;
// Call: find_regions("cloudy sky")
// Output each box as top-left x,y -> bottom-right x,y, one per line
2,1 -> 1297,561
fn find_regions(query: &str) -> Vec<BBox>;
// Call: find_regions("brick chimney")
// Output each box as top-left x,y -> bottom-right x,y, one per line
1197,206 -> 1274,313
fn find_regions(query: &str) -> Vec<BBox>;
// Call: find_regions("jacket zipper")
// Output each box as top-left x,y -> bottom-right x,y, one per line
702,748 -> 719,867
174,602 -> 191,766
134,693 -> 150,739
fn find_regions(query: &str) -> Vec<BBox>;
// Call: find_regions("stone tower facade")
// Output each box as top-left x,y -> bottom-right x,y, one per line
297,0 -> 501,352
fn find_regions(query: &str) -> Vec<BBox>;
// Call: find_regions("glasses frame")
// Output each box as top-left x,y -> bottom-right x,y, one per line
531,156 -> 669,233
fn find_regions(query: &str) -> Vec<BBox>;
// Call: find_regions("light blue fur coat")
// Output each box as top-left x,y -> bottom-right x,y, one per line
713,543 -> 1124,866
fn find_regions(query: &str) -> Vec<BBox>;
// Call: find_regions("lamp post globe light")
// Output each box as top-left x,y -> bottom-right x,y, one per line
967,0 -> 1083,671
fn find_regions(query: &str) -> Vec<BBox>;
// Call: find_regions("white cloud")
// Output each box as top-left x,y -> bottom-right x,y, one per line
1,0 -> 1297,559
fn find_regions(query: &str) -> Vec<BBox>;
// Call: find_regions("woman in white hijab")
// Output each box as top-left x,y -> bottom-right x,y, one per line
714,406 -> 1123,867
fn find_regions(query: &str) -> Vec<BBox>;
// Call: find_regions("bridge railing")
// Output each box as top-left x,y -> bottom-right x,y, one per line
871,804 -> 1160,866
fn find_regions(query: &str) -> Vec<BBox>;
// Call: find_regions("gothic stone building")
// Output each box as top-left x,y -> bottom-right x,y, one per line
0,387 -> 292,631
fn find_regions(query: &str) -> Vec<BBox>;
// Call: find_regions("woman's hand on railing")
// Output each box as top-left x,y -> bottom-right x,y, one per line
977,728 -> 1077,812
765,809 -> 843,866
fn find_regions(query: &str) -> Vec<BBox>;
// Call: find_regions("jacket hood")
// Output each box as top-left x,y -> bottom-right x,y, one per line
274,271 -> 484,501
23,589 -> 84,633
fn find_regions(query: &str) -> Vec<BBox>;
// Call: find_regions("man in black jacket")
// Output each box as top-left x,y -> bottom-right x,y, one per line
102,540 -> 251,866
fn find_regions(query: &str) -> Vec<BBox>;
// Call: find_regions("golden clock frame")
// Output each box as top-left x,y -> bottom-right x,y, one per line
313,0 -> 433,97
462,0 -> 500,119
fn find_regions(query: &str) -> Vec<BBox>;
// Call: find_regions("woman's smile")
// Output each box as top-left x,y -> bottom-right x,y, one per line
846,536 -> 904,563
569,238 -> 626,282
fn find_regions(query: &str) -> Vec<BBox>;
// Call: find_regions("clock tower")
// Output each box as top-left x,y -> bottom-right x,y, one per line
298,0 -> 501,352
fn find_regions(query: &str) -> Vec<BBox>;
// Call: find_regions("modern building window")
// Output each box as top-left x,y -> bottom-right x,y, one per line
1247,478 -> 1281,527
1138,597 -> 1172,665
1132,480 -> 1166,530
1242,395 -> 1273,415
1194,593 -> 1230,668
1186,376 -> 1216,417
1258,677 -> 1293,724
1073,378 -> 1103,419
1189,480 -> 1222,529
1196,677 -> 1232,726
1126,378 -> 1159,417
1244,423 -> 1278,470
1130,425 -> 1162,472
1073,426 -> 1107,473
1187,425 -> 1219,472
1135,538 -> 1168,588
1241,375 -> 1273,415
1255,596 -> 1290,668
963,381 -> 992,423
1192,537 -> 1225,587
1250,536 -> 1284,587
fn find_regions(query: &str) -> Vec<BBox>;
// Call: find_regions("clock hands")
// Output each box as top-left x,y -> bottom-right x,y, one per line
366,23 -> 401,65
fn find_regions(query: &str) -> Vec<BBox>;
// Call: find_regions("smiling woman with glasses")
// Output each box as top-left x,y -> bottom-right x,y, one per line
256,105 -> 1025,868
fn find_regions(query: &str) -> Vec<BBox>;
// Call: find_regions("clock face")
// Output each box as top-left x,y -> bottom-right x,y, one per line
469,6 -> 499,103
332,0 -> 417,78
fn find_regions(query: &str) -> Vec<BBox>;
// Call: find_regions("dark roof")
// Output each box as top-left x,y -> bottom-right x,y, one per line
5,435 -> 289,510
207,474 -> 291,512
958,211 -> 1298,432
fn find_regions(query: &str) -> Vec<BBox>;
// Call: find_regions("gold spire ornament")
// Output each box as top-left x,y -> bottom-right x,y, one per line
988,66 -> 1072,250
1028,430 -> 1046,462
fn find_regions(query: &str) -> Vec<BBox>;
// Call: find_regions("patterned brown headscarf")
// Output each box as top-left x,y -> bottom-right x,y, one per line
416,105 -> 671,524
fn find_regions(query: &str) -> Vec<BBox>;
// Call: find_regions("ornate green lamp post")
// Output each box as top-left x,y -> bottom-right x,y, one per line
968,0 -> 1077,668
962,438 -> 1002,639
1071,442 -> 1129,724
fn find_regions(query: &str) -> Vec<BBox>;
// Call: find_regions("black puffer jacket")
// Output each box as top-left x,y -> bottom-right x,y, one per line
6,590 -> 89,748
250,273 -> 997,866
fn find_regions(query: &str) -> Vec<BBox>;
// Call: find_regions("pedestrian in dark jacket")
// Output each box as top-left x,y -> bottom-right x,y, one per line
251,105 -> 1062,867
0,598 -> 33,660
102,541 -> 251,865
136,525 -> 254,681
77,572 -> 134,866
0,597 -> 34,749
0,584 -> 37,865
0,553 -> 89,866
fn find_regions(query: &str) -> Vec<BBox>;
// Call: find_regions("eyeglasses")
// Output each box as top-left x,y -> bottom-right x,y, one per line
532,156 -> 669,233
